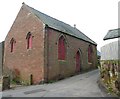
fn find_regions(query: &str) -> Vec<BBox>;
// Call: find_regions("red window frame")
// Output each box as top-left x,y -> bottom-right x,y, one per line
58,36 -> 66,60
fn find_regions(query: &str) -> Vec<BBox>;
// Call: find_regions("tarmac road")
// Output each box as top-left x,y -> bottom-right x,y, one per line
1,69 -> 117,97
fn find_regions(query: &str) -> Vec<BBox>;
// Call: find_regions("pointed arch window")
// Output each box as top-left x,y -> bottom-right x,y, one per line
10,38 -> 16,52
26,32 -> 32,49
58,36 -> 66,60
88,45 -> 93,63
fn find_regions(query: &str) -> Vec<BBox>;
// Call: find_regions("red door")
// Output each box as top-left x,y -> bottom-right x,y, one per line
76,51 -> 81,72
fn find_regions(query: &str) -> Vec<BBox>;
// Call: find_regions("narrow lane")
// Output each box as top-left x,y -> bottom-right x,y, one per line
2,69 -> 112,97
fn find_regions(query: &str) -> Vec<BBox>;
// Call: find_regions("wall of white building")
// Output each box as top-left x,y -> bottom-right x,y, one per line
101,40 -> 120,60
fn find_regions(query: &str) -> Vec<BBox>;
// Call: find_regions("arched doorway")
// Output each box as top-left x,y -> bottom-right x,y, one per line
76,50 -> 81,72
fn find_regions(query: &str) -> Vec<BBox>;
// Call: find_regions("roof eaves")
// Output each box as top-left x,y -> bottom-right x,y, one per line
103,28 -> 120,40
46,26 -> 97,45
103,36 -> 120,40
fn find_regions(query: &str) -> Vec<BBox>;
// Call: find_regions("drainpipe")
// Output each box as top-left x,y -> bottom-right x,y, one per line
45,25 -> 49,82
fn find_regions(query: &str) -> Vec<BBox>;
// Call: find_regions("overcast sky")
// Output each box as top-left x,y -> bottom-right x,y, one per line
0,0 -> 119,51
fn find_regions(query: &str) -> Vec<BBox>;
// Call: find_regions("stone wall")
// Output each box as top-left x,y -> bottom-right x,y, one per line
100,60 -> 120,94
100,40 -> 120,95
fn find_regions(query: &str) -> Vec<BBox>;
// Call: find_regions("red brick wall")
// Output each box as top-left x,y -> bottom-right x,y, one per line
45,27 -> 97,80
3,5 -> 45,84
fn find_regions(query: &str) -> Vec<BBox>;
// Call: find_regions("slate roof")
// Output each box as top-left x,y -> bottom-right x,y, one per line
24,3 -> 97,45
103,28 -> 120,40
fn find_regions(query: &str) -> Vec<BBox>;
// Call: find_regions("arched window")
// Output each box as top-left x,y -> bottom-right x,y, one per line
26,32 -> 32,49
10,38 -> 16,52
58,36 -> 66,60
88,45 -> 93,63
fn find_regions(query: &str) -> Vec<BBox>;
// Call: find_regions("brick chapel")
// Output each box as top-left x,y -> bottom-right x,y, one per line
1,3 -> 97,85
